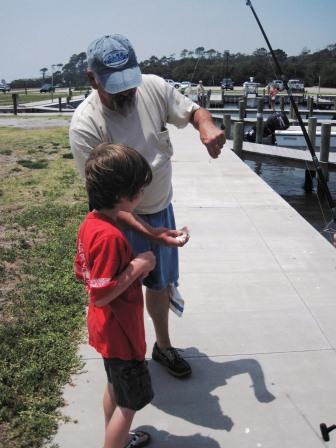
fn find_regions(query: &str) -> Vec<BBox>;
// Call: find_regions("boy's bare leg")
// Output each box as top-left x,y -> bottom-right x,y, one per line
103,383 -> 135,448
103,383 -> 116,429
146,287 -> 171,349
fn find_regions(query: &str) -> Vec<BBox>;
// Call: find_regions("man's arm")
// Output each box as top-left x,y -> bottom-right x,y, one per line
191,107 -> 226,159
116,211 -> 188,247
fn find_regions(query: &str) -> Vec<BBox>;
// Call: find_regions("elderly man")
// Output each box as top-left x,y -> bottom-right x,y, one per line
70,34 -> 225,378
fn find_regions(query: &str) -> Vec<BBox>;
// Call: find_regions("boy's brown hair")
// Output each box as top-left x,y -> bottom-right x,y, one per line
85,143 -> 152,210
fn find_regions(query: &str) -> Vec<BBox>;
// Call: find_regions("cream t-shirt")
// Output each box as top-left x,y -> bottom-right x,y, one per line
70,74 -> 199,214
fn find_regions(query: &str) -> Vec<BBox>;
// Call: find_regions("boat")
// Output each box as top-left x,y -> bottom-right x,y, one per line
275,125 -> 336,150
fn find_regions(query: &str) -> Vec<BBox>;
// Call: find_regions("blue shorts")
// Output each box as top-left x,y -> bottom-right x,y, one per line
124,204 -> 179,290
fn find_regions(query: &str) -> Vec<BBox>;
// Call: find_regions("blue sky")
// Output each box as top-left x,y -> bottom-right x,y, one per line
1,0 -> 335,82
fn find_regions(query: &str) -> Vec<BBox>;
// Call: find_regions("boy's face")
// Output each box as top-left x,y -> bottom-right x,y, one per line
118,188 -> 144,213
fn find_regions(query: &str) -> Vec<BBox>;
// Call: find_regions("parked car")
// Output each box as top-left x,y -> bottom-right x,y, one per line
164,79 -> 181,89
288,79 -> 304,93
0,83 -> 11,92
243,80 -> 259,95
268,79 -> 284,91
221,78 -> 234,90
40,83 -> 55,93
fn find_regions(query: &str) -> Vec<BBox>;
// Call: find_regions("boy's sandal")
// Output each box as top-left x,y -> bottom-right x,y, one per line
125,430 -> 151,448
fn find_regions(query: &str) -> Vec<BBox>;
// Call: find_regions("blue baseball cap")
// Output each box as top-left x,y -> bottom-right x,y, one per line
87,34 -> 142,94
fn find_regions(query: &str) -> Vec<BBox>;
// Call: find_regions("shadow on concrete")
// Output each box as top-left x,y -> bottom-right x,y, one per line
149,347 -> 275,432
134,425 -> 221,448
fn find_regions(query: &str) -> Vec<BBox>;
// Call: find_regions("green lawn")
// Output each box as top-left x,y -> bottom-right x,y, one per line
0,126 -> 88,448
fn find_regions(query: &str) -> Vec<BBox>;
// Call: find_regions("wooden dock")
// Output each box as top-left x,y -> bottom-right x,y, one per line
236,140 -> 336,171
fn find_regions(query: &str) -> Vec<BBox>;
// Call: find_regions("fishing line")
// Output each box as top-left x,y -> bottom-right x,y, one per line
246,0 -> 336,237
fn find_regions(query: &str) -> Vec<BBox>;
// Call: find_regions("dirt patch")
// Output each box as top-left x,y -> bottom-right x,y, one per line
0,116 -> 71,128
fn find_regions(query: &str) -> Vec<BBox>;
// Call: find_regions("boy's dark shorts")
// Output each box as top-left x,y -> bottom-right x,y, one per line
103,358 -> 154,411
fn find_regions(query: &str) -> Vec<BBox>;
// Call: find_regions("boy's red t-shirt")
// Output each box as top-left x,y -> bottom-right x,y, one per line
74,211 -> 146,360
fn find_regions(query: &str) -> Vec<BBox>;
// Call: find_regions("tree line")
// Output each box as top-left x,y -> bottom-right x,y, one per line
10,44 -> 336,89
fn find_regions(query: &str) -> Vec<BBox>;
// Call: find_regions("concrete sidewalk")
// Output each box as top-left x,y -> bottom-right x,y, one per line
52,125 -> 336,448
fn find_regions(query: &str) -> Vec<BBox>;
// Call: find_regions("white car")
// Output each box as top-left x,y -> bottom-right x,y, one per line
288,79 -> 304,93
0,83 -> 11,92
164,79 -> 180,89
269,79 -> 284,91
243,81 -> 259,95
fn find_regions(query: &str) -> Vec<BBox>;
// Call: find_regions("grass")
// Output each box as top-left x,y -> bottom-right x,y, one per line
0,125 -> 88,448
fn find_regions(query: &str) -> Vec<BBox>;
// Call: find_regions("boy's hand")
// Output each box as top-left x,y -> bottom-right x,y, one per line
133,251 -> 156,279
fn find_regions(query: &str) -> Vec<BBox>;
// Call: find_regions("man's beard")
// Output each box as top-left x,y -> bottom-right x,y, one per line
110,91 -> 136,115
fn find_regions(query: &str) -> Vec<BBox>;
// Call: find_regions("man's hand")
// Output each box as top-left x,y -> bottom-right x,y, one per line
152,227 -> 190,247
191,107 -> 226,159
199,122 -> 226,158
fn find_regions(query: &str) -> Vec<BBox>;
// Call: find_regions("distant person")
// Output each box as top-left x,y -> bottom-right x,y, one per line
197,80 -> 205,105
270,84 -> 278,111
70,34 -> 225,380
74,143 -> 155,448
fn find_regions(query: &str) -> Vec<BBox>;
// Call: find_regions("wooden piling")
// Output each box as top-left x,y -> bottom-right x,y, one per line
307,96 -> 314,117
223,114 -> 231,139
303,116 -> 318,192
239,100 -> 245,120
319,123 -> 331,181
257,97 -> 264,114
308,117 -> 317,150
12,93 -> 18,115
256,114 -> 263,144
290,101 -> 295,120
233,122 -> 244,158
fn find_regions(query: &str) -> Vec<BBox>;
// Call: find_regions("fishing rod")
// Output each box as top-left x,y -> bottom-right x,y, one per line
246,0 -> 336,234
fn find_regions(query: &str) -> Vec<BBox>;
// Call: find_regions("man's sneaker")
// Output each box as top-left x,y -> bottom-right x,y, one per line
152,343 -> 192,377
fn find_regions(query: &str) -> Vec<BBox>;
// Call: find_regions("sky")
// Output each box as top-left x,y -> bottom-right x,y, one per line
1,0 -> 335,82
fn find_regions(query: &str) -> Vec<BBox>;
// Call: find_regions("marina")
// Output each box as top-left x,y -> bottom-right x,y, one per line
52,123 -> 336,448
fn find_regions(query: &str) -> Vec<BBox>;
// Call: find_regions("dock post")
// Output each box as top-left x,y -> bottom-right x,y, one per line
233,122 -> 244,158
256,114 -> 264,144
280,96 -> 285,112
239,100 -> 245,120
223,114 -> 231,139
290,101 -> 295,120
12,93 -> 18,115
257,97 -> 264,114
308,117 -> 317,149
58,97 -> 62,112
308,97 -> 314,117
303,117 -> 318,192
319,123 -> 331,183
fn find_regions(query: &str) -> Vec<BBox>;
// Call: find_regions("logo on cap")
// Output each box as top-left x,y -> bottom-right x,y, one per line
103,50 -> 129,68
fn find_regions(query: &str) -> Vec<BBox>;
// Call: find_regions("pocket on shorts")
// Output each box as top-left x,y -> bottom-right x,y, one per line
120,361 -> 154,411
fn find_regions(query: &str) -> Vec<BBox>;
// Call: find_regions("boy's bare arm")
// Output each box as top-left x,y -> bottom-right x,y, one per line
116,210 -> 188,247
94,251 -> 155,307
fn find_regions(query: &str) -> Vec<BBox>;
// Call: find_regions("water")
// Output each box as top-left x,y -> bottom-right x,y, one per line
245,159 -> 336,244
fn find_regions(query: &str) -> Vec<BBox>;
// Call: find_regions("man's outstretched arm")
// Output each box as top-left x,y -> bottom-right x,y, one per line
116,211 -> 188,247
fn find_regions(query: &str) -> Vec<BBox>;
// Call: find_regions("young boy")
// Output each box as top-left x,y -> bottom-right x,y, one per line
74,143 -> 155,448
